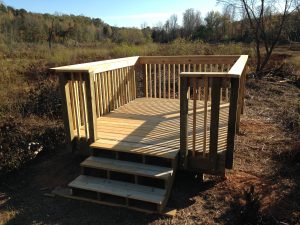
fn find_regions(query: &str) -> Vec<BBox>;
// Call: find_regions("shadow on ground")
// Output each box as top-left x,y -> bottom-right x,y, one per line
0,148 -> 221,225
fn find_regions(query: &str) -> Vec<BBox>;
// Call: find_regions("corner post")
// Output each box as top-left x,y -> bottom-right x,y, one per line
236,67 -> 247,131
85,72 -> 98,144
59,72 -> 75,151
225,78 -> 240,169
209,77 -> 222,171
180,76 -> 189,169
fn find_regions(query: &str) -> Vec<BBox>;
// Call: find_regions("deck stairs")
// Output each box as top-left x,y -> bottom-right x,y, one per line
67,140 -> 178,213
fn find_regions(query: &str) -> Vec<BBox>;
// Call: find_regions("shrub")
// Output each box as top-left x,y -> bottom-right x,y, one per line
22,78 -> 62,119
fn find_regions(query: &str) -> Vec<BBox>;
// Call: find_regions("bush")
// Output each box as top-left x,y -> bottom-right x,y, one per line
22,78 -> 62,119
0,116 -> 64,177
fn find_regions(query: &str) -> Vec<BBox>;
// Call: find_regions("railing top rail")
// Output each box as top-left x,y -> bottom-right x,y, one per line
180,55 -> 248,78
51,56 -> 139,73
139,55 -> 240,64
227,55 -> 248,77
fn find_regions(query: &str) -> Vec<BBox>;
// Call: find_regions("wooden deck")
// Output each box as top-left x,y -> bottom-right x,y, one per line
53,55 -> 248,214
86,98 -> 229,159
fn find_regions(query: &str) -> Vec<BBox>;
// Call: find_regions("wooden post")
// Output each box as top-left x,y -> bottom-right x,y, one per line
59,73 -> 75,152
225,78 -> 240,169
209,77 -> 222,171
180,76 -> 189,169
236,67 -> 246,132
85,72 -> 98,144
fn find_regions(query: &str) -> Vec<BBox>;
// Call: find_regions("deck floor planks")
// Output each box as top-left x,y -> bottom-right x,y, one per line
87,98 -> 229,158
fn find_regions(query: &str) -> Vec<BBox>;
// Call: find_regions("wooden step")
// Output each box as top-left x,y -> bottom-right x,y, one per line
69,175 -> 166,204
81,156 -> 173,180
90,139 -> 179,159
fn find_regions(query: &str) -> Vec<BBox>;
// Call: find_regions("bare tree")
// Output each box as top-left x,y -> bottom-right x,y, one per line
183,8 -> 202,39
219,0 -> 299,74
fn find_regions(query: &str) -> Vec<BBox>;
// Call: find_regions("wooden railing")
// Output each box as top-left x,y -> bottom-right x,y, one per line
54,56 -> 139,150
53,55 -> 247,173
138,56 -> 240,100
179,55 -> 248,172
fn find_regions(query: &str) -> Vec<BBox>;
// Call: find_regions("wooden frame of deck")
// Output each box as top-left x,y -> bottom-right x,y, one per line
52,55 -> 248,174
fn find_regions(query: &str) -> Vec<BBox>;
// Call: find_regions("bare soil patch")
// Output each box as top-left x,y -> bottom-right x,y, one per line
0,78 -> 299,225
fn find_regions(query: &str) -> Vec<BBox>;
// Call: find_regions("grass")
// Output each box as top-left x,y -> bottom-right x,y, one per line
0,40 -> 299,224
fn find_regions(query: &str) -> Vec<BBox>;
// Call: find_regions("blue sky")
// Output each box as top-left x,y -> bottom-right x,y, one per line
3,0 -> 222,28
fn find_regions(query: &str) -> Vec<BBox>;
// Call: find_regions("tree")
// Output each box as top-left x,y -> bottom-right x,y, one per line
182,8 -> 202,39
218,0 -> 300,74
205,11 -> 222,41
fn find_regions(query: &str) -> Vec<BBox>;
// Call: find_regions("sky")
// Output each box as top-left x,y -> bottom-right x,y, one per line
3,0 -> 222,28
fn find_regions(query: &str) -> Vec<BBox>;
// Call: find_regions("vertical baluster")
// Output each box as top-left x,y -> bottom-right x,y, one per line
116,69 -> 121,107
121,68 -> 125,105
168,64 -> 171,99
198,78 -> 201,101
183,64 -> 187,98
149,64 -> 152,98
69,75 -> 76,129
109,70 -> 113,111
145,64 -> 148,98
192,77 -> 197,156
154,64 -> 157,98
163,64 -> 166,98
133,67 -> 136,99
159,64 -> 161,98
73,74 -> 81,138
198,64 -> 202,100
173,64 -> 175,99
178,64 -> 181,99
102,72 -> 107,114
98,73 -> 103,116
226,64 -> 230,101
220,64 -> 225,102
112,70 -> 116,109
128,67 -> 131,102
125,67 -> 129,103
78,74 -> 85,127
81,75 -> 89,138
203,76 -> 209,156
94,73 -> 100,117
106,71 -> 110,112
209,64 -> 213,101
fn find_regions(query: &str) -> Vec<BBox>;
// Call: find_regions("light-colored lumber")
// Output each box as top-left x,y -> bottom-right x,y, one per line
139,56 -> 239,65
81,156 -> 173,180
51,56 -> 139,73
91,138 -> 179,159
69,175 -> 166,204
228,55 -> 248,77
149,64 -> 152,98
154,64 -> 157,98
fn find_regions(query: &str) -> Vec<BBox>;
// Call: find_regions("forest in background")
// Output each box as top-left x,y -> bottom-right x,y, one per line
1,2 -> 300,46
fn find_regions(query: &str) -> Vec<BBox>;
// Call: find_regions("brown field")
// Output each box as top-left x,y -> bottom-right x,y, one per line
0,43 -> 299,225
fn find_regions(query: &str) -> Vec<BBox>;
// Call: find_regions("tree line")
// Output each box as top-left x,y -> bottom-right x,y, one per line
0,1 -> 299,48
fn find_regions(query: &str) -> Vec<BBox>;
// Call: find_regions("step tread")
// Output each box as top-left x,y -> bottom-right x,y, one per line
69,175 -> 166,204
90,139 -> 179,159
81,156 -> 173,180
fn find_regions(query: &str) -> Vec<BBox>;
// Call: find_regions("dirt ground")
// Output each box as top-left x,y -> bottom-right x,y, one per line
0,77 -> 299,225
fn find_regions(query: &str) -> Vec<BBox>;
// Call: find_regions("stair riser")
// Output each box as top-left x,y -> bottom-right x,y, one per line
93,148 -> 173,168
81,167 -> 167,189
71,187 -> 161,213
